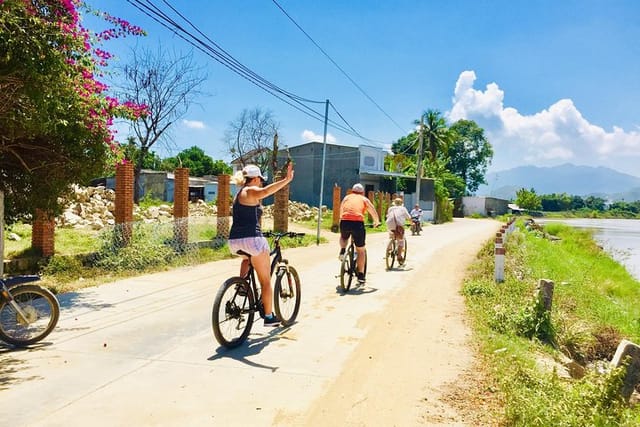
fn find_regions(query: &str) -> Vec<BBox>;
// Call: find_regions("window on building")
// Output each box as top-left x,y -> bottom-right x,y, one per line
363,156 -> 375,167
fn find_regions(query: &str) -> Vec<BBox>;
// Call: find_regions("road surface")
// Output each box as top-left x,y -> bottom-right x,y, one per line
1,218 -> 500,426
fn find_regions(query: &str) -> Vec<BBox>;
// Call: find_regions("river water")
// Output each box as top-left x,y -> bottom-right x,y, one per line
538,218 -> 640,282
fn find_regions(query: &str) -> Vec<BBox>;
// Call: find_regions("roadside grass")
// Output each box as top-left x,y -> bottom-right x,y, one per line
6,219 -> 322,294
461,219 -> 640,426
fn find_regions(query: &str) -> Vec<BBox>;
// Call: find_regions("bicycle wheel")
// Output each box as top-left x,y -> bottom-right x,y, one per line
385,239 -> 396,270
401,237 -> 408,263
212,277 -> 255,349
0,284 -> 60,347
339,244 -> 355,292
273,266 -> 301,326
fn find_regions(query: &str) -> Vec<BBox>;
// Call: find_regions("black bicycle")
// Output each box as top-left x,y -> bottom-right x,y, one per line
212,231 -> 304,349
0,275 -> 60,347
339,237 -> 367,293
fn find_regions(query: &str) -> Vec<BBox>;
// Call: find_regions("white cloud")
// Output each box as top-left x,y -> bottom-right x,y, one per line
301,129 -> 336,143
447,71 -> 640,175
182,119 -> 206,129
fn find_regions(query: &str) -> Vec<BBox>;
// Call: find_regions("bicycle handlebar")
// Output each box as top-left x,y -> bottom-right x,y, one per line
263,231 -> 306,239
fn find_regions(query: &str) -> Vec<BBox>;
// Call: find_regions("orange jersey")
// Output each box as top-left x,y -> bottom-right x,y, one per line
340,193 -> 368,221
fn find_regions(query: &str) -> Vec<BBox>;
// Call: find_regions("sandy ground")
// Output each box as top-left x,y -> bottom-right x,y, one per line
292,218 -> 499,426
0,218 -> 500,427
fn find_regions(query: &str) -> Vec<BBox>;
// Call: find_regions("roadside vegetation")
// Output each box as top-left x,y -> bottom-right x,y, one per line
515,188 -> 640,219
461,218 -> 640,425
5,218 -> 322,294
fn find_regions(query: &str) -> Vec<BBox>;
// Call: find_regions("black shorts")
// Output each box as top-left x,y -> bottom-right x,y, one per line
339,220 -> 366,247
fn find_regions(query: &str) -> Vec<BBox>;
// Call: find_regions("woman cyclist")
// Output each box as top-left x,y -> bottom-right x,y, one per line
228,162 -> 294,327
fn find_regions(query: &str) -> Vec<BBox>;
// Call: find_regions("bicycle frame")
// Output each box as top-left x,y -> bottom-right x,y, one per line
241,232 -> 300,314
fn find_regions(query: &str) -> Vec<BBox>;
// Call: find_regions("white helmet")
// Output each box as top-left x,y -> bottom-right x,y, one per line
352,183 -> 364,193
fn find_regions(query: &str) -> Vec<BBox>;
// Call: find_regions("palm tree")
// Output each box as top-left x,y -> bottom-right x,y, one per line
416,109 -> 451,164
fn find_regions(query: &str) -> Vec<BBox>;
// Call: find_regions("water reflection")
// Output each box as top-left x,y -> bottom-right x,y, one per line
538,218 -> 640,281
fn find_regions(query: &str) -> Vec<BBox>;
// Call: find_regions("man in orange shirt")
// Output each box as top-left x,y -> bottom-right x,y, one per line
338,183 -> 380,285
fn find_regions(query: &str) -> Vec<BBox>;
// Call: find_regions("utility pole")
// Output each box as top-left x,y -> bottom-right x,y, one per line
415,114 -> 424,206
316,99 -> 330,245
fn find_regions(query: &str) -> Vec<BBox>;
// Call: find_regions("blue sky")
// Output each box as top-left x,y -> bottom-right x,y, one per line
88,0 -> 640,177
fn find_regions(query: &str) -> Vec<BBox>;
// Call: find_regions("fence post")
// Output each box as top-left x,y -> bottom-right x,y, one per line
494,246 -> 505,283
32,209 -> 55,257
367,190 -> 374,223
536,279 -> 554,312
273,169 -> 289,233
332,184 -> 341,232
115,162 -> 134,247
375,192 -> 383,222
611,340 -> 640,402
216,174 -> 231,238
173,167 -> 189,247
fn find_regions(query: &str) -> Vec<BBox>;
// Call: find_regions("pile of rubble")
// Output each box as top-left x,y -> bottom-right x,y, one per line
56,185 -> 322,230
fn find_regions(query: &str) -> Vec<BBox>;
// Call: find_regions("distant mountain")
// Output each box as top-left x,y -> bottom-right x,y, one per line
476,164 -> 640,201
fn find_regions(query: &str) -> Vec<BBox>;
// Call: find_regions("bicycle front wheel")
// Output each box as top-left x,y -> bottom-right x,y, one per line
274,266 -> 301,326
0,284 -> 60,347
385,239 -> 396,270
212,277 -> 254,349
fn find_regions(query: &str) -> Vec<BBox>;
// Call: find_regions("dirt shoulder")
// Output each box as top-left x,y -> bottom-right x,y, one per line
293,218 -> 501,426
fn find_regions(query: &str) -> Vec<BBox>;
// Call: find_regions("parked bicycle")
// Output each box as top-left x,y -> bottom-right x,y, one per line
339,236 -> 368,293
0,275 -> 60,347
385,232 -> 408,270
212,231 -> 304,349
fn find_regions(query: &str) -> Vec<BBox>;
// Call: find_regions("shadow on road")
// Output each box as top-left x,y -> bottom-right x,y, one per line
207,324 -> 297,371
0,344 -> 51,389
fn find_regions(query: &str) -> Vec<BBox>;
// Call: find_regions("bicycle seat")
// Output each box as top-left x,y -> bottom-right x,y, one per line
236,250 -> 251,257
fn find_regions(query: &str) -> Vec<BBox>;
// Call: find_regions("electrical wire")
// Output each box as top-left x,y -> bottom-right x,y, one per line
124,0 -> 388,144
270,0 -> 409,136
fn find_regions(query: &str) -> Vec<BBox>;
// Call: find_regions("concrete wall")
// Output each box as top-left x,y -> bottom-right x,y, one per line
282,142 -> 360,209
462,196 -> 509,217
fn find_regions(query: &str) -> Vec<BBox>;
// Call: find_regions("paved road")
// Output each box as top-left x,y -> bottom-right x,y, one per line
0,218 -> 500,427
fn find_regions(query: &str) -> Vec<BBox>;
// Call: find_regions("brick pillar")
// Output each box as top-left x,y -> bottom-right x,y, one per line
386,192 -> 392,221
367,190 -> 375,223
375,192 -> 383,222
173,168 -> 189,246
332,184 -> 341,232
32,209 -> 55,257
273,171 -> 289,233
217,174 -> 231,238
115,162 -> 134,247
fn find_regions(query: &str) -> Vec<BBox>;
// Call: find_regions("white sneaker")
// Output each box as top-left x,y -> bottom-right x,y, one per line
339,253 -> 346,262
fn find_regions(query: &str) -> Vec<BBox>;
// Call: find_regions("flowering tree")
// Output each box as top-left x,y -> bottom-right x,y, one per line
0,0 -> 146,223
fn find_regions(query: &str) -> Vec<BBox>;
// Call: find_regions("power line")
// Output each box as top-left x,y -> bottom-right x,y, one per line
123,0 -> 386,144
270,0 -> 409,135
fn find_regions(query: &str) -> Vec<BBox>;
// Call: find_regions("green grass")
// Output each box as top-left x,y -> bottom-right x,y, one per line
5,223 -> 103,257
462,219 -> 640,425
6,218 -> 324,294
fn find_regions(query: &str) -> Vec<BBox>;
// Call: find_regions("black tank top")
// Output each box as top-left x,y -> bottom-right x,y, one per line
229,191 -> 263,239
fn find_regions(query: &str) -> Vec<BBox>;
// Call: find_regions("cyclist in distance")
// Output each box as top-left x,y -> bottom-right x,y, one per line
338,183 -> 380,285
410,203 -> 423,220
228,162 -> 294,327
410,203 -> 423,234
386,197 -> 411,265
